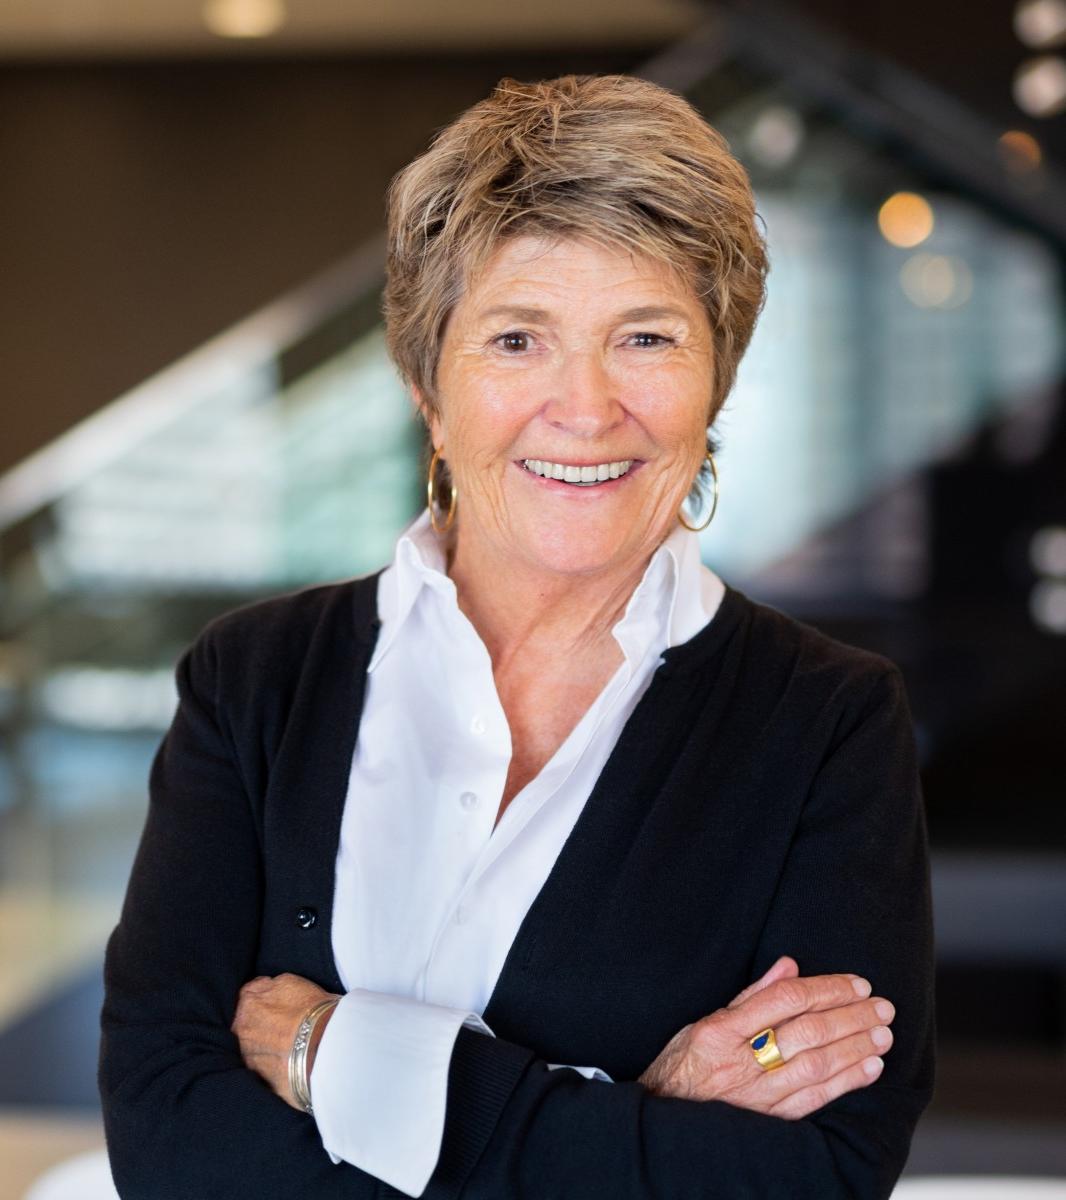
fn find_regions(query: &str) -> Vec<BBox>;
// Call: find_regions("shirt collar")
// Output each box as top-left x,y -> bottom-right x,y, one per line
658,513 -> 726,649
368,508 -> 453,672
610,515 -> 724,667
369,507 -> 724,673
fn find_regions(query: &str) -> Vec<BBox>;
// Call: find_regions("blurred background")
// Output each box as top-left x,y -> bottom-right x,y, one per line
0,0 -> 1064,1196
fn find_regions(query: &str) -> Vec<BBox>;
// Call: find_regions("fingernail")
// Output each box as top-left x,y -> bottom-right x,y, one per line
871,1025 -> 893,1049
875,1000 -> 895,1021
863,1056 -> 884,1078
852,978 -> 872,997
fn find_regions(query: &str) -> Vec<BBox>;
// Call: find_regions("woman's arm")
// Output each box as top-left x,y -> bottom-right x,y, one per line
98,630 -> 383,1200
406,666 -> 934,1200
229,957 -> 892,1196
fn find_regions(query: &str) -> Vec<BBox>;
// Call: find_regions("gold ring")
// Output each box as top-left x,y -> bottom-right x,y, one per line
749,1027 -> 785,1071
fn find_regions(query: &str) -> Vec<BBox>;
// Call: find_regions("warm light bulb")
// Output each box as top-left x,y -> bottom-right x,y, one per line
878,192 -> 935,248
998,129 -> 1044,171
203,0 -> 287,38
1013,55 -> 1066,117
1014,0 -> 1066,48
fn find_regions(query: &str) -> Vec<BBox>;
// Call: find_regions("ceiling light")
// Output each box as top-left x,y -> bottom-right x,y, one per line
1030,526 -> 1066,576
203,0 -> 287,39
747,106 -> 805,169
1030,579 -> 1066,633
898,254 -> 973,309
1013,55 -> 1066,117
878,192 -> 935,248
998,129 -> 1044,171
1014,0 -> 1066,48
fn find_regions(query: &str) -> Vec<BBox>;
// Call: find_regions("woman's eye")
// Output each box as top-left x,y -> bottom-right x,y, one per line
495,331 -> 531,353
629,332 -> 673,348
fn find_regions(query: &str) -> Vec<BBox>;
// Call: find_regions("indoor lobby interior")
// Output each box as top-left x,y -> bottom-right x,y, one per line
1,1 -> 1065,1196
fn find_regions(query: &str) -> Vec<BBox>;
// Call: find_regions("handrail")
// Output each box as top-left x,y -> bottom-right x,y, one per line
0,235 -> 385,532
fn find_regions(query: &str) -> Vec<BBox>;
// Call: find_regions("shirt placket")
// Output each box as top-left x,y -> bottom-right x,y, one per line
417,584 -> 513,1003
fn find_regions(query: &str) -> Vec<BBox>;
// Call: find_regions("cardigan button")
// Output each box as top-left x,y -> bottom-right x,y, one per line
295,906 -> 318,930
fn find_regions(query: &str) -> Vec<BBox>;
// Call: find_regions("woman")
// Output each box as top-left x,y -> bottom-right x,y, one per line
99,74 -> 934,1198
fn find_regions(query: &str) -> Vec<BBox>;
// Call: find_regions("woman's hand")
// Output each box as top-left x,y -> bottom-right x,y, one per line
231,973 -> 339,1110
638,956 -> 895,1120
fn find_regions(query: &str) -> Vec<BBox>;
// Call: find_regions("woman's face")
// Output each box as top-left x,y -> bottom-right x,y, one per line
419,235 -> 715,580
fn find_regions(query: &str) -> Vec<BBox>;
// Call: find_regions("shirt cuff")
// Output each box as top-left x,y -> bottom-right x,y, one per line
309,989 -> 493,1196
546,1062 -> 614,1082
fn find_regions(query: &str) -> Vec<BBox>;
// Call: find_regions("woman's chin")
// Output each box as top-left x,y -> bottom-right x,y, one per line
509,524 -> 639,579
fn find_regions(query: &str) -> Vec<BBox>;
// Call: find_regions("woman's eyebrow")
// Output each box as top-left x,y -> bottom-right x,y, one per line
477,305 -> 552,324
475,303 -> 691,324
617,305 -> 691,324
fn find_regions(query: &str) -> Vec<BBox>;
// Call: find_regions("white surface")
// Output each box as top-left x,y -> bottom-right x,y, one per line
894,1178 -> 1066,1198
23,1149 -> 118,1200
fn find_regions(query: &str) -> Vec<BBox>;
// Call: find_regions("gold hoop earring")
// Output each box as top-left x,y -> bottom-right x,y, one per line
677,450 -> 719,533
427,446 -> 457,534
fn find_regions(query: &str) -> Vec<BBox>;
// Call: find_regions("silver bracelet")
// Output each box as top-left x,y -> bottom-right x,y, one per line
288,996 -> 341,1114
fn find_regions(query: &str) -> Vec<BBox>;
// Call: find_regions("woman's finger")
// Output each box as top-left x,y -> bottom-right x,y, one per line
726,956 -> 799,1009
727,973 -> 872,1038
774,997 -> 894,1061
737,1022 -> 891,1113
769,1024 -> 893,1100
768,1054 -> 885,1121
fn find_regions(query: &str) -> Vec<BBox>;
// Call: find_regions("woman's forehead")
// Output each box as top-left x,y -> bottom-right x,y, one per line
458,234 -> 699,316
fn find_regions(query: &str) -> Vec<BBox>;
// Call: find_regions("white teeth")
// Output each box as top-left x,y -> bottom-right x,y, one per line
521,458 -> 634,485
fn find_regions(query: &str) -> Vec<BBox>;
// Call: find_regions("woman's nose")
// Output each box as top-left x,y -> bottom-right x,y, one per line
543,350 -> 625,436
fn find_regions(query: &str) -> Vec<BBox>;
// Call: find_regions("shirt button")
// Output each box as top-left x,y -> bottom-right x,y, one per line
295,906 -> 318,930
455,906 -> 469,925
459,791 -> 478,810
470,714 -> 487,736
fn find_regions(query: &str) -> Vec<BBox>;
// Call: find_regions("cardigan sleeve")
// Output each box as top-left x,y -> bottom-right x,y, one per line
98,630 -> 384,1200
404,665 -> 935,1200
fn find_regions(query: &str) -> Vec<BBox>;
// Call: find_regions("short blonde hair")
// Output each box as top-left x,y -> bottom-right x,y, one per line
384,72 -> 768,437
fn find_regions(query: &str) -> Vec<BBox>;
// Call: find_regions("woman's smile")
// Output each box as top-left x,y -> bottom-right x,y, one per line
513,456 -> 643,495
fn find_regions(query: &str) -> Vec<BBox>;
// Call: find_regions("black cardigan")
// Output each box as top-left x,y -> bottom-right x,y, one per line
98,572 -> 935,1199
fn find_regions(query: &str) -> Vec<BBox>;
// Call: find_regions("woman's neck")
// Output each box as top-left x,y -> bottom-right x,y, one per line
445,528 -> 652,675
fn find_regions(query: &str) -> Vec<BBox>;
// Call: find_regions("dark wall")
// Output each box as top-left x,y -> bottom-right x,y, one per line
744,0 -> 1054,156
0,50 -> 647,476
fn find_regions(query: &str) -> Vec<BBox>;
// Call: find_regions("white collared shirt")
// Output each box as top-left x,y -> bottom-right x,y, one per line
310,508 -> 725,1196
